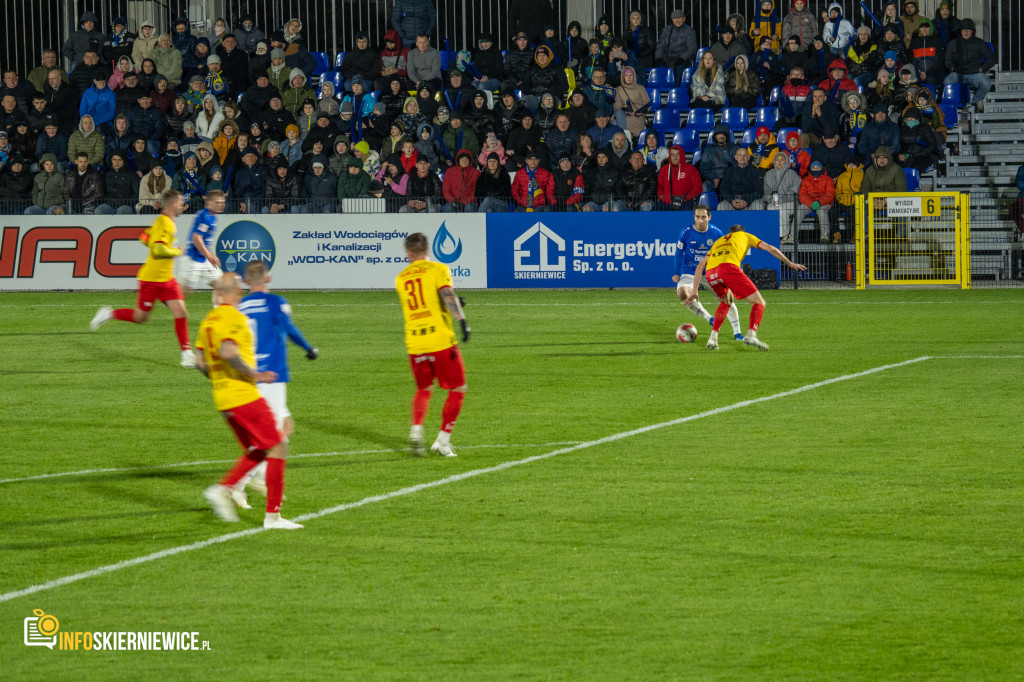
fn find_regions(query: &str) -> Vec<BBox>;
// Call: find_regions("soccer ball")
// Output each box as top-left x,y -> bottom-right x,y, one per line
676,323 -> 698,343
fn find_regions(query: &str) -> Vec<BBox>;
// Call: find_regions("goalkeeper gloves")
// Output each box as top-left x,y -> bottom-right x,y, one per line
458,296 -> 467,308
306,347 -> 319,360
460,320 -> 470,343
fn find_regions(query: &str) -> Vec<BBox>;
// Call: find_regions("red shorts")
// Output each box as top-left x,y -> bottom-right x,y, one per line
137,278 -> 183,311
706,263 -> 758,300
409,346 -> 466,391
222,398 -> 282,453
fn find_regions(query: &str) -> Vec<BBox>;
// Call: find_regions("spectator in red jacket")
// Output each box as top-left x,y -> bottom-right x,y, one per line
511,149 -> 556,211
376,29 -> 410,91
794,158 -> 835,241
442,148 -> 479,212
656,145 -> 702,210
817,58 -> 858,103
781,130 -> 812,175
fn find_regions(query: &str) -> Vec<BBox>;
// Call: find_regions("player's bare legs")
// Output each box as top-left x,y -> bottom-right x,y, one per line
409,386 -> 433,456
676,280 -> 742,340
430,384 -> 466,458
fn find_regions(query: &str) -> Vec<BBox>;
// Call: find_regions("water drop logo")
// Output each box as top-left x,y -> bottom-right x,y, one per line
216,220 -> 276,275
432,222 -> 462,264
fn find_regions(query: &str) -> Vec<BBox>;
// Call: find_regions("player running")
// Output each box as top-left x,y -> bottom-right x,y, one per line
197,272 -> 302,529
178,190 -> 226,304
230,261 -> 318,509
90,189 -> 196,368
396,232 -> 470,458
684,224 -> 807,351
673,204 -> 744,341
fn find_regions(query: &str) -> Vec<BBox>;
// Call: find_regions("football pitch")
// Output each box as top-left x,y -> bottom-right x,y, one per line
1,288 -> 1022,679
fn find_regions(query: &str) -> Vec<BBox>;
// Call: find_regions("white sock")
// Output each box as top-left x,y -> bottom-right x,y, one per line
708,329 -> 718,343
410,424 -> 423,441
434,430 -> 450,447
234,461 -> 267,491
727,303 -> 742,335
685,300 -> 713,321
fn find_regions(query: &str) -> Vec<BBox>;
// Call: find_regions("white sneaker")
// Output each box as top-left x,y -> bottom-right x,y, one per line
744,335 -> 770,351
229,488 -> 252,509
706,338 -> 718,350
90,306 -> 112,331
263,513 -> 303,529
203,484 -> 240,522
430,440 -> 458,457
180,349 -> 196,368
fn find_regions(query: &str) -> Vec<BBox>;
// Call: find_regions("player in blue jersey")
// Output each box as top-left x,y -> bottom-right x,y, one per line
672,204 -> 744,341
177,190 -> 226,304
230,259 -> 318,508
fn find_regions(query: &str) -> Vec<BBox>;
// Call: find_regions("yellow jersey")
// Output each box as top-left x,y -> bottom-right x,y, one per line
707,231 -> 763,269
396,259 -> 458,355
196,304 -> 262,411
136,215 -> 180,282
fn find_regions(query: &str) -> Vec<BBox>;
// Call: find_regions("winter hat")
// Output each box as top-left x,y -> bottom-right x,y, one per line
368,180 -> 385,193
285,124 -> 299,136
385,153 -> 402,167
872,101 -> 889,114
961,19 -> 975,32
448,68 -> 463,78
513,31 -> 528,42
317,112 -> 332,120
919,18 -> 932,29
809,159 -> 824,170
207,54 -> 221,65
373,102 -> 385,113
487,152 -> 502,163
255,41 -> 269,54
242,148 -> 258,158
354,141 -> 370,155
756,126 -> 771,137
857,25 -> 872,36
883,23 -> 900,35
271,48 -> 285,60
302,97 -> 316,109
525,149 -> 540,160
189,73 -> 204,83
884,50 -> 898,62
876,68 -> 891,81
449,109 -> 463,120
340,101 -> 354,114
902,106 -> 921,120
347,157 -> 364,168
311,159 -> 325,169
479,33 -> 494,44
671,10 -> 686,19
720,26 -> 734,36
350,75 -> 364,87
785,131 -> 801,146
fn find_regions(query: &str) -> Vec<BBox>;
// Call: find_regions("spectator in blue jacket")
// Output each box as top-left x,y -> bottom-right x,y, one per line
857,102 -> 901,157
172,17 -> 197,61
34,117 -> 68,172
79,73 -> 116,129
392,0 -> 438,48
586,107 -> 624,148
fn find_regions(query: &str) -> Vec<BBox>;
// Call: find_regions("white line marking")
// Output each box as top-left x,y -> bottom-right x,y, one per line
0,442 -> 584,485
928,355 -> 1024,359
0,356 -> 936,604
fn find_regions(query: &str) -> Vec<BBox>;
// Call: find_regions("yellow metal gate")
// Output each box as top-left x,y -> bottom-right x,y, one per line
857,193 -> 970,288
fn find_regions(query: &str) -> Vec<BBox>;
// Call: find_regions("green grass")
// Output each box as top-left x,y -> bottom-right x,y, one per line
1,288 -> 1022,679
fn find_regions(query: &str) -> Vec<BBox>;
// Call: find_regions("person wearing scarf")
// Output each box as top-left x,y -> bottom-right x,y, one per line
174,151 -> 206,210
748,126 -> 780,170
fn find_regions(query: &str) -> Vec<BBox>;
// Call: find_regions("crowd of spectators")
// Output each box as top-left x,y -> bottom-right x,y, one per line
1,4 -> 995,221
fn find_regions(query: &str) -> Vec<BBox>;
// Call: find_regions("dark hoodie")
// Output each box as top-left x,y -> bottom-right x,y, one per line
525,46 -> 569,97
173,17 -> 198,60
625,14 -> 656,69
62,12 -> 103,64
380,29 -> 410,78
0,156 -> 33,203
564,22 -> 588,66
472,33 -> 505,81
896,106 -> 939,171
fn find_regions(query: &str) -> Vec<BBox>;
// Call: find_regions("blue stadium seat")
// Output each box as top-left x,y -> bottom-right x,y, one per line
652,108 -> 681,137
698,191 -> 716,207
685,108 -> 715,131
665,87 -> 690,112
722,106 -> 749,132
636,128 -> 654,148
739,127 -> 757,146
334,51 -> 346,69
941,83 -> 968,106
678,67 -> 694,85
691,149 -> 702,165
647,67 -> 676,89
921,83 -> 936,100
311,52 -> 331,77
646,87 -> 661,110
672,128 -> 702,152
769,86 -> 781,105
440,50 -> 458,72
904,167 -> 921,191
315,71 -> 343,97
939,102 -> 959,128
755,106 -> 778,128
695,47 -> 708,65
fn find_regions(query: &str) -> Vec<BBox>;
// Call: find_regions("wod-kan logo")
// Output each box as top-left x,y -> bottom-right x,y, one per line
514,222 -> 565,272
216,220 -> 275,275
431,222 -> 462,263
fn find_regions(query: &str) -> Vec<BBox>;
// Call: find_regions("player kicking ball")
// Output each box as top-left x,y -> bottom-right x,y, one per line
90,189 -> 196,367
178,190 -> 226,305
684,224 -> 807,351
396,233 -> 470,458
197,272 -> 302,529
230,261 -> 318,510
672,204 -> 744,341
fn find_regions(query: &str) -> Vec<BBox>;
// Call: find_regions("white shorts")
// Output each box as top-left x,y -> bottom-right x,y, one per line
177,258 -> 222,290
257,382 -> 290,428
675,273 -> 709,291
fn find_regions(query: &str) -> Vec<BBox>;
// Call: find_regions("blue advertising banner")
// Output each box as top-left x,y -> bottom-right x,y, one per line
485,211 -> 782,288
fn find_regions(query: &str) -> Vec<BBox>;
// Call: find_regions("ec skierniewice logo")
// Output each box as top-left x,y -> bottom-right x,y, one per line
24,609 -> 59,649
432,222 -> 462,263
514,222 -> 565,272
216,220 -> 276,275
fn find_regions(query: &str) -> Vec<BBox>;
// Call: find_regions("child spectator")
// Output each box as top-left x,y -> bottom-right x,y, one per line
833,157 -> 863,240
895,106 -> 939,171
377,30 -> 410,91
749,0 -> 783,53
415,124 -> 442,171
822,3 -> 854,55
794,159 -> 835,241
782,1 -> 817,49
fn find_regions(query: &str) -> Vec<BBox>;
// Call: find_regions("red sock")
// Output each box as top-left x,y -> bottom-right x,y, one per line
412,389 -> 431,425
440,391 -> 465,433
112,308 -> 137,322
712,302 -> 730,332
219,452 -> 265,487
750,303 -> 765,331
265,457 -> 285,514
174,316 -> 191,350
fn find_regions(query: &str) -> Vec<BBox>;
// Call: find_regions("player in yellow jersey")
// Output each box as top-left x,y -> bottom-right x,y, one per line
196,272 -> 302,529
90,189 -> 196,368
684,224 -> 807,351
396,232 -> 470,457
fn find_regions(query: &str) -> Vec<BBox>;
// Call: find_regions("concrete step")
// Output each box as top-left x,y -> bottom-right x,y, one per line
943,167 -> 1018,177
948,154 -> 1022,165
995,71 -> 1024,84
981,90 -> 1024,100
962,133 -> 1024,143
